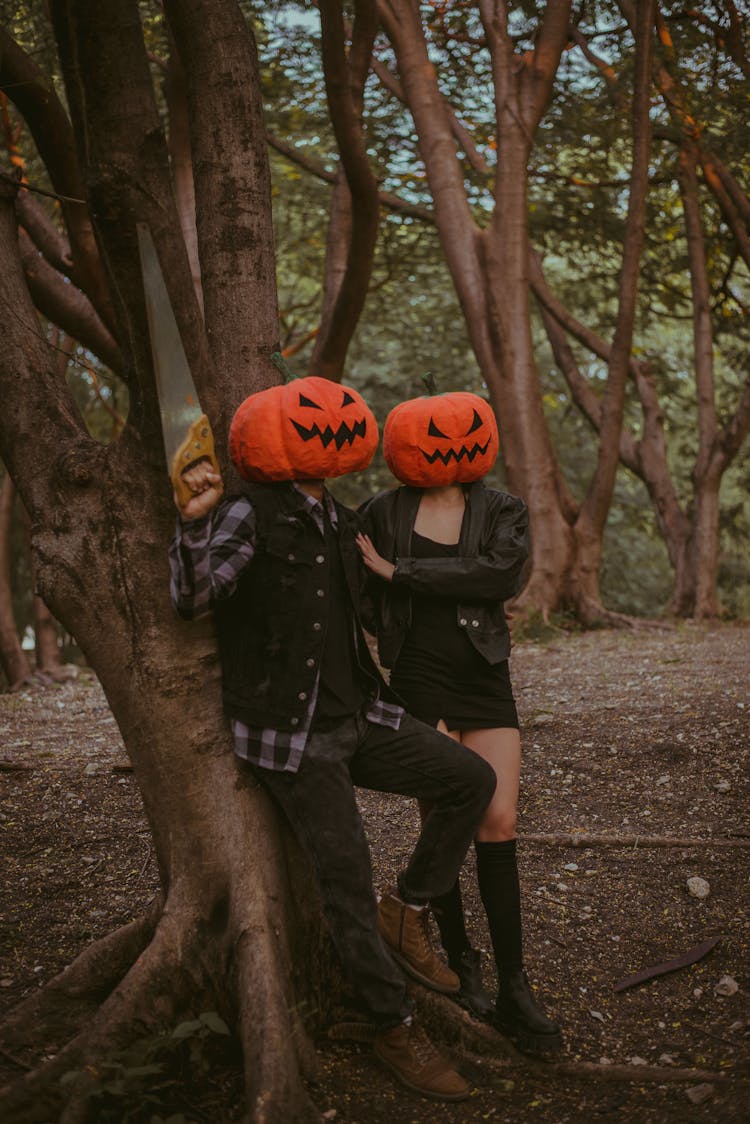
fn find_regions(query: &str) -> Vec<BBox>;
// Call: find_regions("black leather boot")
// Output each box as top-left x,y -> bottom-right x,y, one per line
493,970 -> 562,1056
449,948 -> 494,1022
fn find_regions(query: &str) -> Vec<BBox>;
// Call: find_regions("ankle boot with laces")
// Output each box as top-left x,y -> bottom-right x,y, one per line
377,889 -> 460,993
374,1017 -> 470,1101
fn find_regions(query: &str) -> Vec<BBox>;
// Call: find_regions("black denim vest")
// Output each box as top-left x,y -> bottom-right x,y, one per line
215,482 -> 379,730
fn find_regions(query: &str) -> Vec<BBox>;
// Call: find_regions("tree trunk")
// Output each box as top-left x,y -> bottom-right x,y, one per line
0,1 -> 326,1116
0,472 -> 32,688
686,475 -> 722,618
380,0 -> 582,619
32,594 -> 61,674
568,0 -> 654,622
676,143 -> 721,618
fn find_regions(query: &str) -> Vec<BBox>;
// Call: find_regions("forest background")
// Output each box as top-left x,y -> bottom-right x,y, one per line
0,2 -> 748,1122
1,0 -> 749,693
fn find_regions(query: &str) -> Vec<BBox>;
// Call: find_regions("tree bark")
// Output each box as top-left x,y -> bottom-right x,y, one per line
163,37 -> 204,315
0,472 -> 32,688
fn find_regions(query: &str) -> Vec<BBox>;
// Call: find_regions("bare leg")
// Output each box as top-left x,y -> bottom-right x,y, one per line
460,727 -> 520,842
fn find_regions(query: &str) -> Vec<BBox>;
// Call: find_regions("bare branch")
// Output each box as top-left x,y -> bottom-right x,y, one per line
0,26 -> 116,333
15,185 -> 73,275
19,229 -> 123,376
309,0 -> 380,378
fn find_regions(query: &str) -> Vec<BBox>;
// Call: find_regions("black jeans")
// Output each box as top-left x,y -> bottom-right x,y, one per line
250,709 -> 496,1028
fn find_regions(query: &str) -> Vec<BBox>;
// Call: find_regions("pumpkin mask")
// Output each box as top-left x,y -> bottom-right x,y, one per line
229,376 -> 379,482
383,391 -> 499,487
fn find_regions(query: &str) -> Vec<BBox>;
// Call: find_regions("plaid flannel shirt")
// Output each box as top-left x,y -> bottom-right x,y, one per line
168,484 -> 402,772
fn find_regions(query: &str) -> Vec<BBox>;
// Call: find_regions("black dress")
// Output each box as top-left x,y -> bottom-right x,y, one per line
389,531 -> 519,731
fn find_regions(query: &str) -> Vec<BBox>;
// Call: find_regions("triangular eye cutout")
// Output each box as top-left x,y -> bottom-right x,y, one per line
428,418 -> 449,438
465,408 -> 484,436
341,390 -> 355,406
299,392 -> 322,409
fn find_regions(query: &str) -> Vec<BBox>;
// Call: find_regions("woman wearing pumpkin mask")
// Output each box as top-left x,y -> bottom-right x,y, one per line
357,390 -> 561,1057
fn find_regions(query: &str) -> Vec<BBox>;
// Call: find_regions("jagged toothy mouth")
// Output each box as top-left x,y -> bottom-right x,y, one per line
291,417 -> 368,450
420,439 -> 491,465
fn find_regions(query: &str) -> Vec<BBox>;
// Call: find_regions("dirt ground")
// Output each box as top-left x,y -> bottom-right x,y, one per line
1,622 -> 748,1122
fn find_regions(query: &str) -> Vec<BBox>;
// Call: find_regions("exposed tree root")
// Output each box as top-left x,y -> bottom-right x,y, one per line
0,904 -> 160,1058
327,987 -> 738,1096
464,1047 -> 735,1085
413,990 -> 737,1088
0,909 -> 190,1124
578,602 -> 672,631
519,832 -> 750,849
1,870 -> 326,1124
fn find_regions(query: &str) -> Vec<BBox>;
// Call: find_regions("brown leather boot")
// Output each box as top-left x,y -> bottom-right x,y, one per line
374,1018 -> 470,1101
377,890 -> 460,993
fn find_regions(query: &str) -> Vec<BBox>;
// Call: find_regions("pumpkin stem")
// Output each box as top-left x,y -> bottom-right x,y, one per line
271,351 -> 296,383
421,370 -> 438,395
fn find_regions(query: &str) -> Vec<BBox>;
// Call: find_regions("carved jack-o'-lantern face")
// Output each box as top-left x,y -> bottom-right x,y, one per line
229,376 -> 379,482
383,391 -> 499,487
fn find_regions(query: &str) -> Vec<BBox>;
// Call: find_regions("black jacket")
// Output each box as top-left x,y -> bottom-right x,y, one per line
215,482 -> 389,729
359,482 -> 530,669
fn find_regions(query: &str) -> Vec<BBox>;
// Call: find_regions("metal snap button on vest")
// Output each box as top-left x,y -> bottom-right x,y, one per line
298,691 -> 307,701
316,588 -> 325,597
313,622 -> 322,631
459,618 -> 468,626
471,619 -> 479,627
316,554 -> 325,563
306,658 -> 315,668
290,717 -> 299,726
287,553 -> 295,561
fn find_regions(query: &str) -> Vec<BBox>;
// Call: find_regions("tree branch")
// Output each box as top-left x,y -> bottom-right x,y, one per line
0,25 -> 116,333
0,178 -> 92,513
15,185 -> 74,275
368,48 -> 492,176
267,130 -> 435,221
578,0 -> 653,536
164,0 -> 279,429
677,145 -> 717,481
309,0 -> 380,379
19,230 -> 123,376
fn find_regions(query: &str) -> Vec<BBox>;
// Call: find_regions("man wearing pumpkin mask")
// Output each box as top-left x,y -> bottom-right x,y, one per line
168,377 -> 497,1103
357,390 -> 562,1058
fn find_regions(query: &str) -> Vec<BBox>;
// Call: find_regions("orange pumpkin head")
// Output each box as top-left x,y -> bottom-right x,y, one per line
229,376 -> 379,482
383,391 -> 499,487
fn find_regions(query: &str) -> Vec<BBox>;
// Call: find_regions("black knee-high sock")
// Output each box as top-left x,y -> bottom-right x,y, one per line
475,839 -> 523,975
430,879 -> 470,962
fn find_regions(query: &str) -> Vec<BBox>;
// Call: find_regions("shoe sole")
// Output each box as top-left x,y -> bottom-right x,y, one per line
385,945 -> 460,994
494,1019 -> 563,1057
374,1052 -> 471,1102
